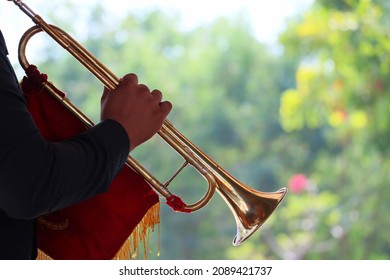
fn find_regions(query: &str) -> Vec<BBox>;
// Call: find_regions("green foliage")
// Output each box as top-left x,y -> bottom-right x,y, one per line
277,0 -> 390,259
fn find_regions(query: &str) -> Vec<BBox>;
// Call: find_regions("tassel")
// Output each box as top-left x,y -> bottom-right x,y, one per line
166,195 -> 192,213
37,249 -> 52,260
114,202 -> 161,260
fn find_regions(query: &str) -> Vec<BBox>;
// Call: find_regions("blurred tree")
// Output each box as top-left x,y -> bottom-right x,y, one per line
276,0 -> 390,259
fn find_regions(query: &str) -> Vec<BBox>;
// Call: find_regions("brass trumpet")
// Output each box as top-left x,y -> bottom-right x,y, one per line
10,0 -> 287,246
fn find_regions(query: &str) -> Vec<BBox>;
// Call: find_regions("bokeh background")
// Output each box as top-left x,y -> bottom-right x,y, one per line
1,0 -> 389,259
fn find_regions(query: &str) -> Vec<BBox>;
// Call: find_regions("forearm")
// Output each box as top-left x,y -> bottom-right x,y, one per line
0,119 -> 129,219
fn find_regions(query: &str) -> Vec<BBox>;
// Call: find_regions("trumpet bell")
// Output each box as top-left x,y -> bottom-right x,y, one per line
212,167 -> 287,246
222,185 -> 287,246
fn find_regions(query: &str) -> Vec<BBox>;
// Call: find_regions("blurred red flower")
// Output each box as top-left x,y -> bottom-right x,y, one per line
288,174 -> 308,193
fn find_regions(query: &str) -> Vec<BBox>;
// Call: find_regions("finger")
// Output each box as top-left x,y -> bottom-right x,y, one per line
121,73 -> 138,85
159,101 -> 173,117
151,89 -> 162,102
137,84 -> 150,94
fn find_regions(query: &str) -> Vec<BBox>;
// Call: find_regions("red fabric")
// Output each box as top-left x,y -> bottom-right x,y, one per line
21,65 -> 159,260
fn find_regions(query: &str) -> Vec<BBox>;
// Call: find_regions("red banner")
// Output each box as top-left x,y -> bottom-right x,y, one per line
21,65 -> 159,259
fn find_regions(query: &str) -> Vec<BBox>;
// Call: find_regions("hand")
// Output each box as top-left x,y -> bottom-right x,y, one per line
100,73 -> 172,151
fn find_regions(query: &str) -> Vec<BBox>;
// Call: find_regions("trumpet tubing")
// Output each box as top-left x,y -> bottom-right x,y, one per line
11,0 -> 287,246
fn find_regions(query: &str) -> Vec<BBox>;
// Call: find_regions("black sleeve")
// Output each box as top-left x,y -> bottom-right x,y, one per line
0,31 -> 130,219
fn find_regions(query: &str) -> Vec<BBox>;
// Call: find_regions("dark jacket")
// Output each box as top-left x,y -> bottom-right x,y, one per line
0,30 -> 130,259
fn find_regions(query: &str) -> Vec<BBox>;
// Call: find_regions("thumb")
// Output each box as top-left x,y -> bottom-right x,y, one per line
101,87 -> 110,103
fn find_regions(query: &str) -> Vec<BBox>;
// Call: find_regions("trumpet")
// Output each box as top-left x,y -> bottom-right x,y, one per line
10,0 -> 287,246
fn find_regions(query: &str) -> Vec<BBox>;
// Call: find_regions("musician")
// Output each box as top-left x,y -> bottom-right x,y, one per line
0,30 -> 172,260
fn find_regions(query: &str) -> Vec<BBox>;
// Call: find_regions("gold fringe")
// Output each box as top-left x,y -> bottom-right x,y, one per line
37,249 -> 52,260
37,202 -> 160,260
113,202 -> 160,260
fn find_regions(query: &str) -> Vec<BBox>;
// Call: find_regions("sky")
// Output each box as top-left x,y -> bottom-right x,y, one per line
102,0 -> 314,43
1,0 -> 314,73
